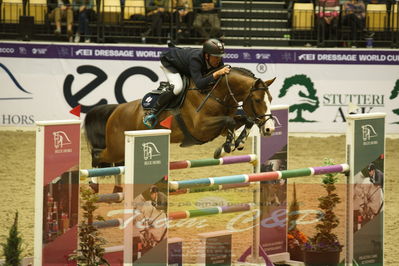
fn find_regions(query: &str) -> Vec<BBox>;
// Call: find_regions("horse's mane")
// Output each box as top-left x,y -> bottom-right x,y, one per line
231,67 -> 256,78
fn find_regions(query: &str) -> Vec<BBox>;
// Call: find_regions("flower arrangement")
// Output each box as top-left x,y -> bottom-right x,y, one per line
302,158 -> 343,253
288,229 -> 308,250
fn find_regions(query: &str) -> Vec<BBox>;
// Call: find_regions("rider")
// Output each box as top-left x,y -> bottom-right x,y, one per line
143,38 -> 231,128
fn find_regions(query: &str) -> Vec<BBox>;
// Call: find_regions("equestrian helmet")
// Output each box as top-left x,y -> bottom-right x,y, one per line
203,39 -> 225,57
368,163 -> 376,171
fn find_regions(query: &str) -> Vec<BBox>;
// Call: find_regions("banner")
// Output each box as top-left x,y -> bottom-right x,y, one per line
1,41 -> 398,133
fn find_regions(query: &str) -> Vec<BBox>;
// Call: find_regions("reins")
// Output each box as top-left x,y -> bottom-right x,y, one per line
195,76 -> 223,112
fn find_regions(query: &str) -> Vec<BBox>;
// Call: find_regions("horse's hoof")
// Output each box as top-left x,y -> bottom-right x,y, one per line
235,141 -> 245,150
89,181 -> 99,194
112,185 -> 123,193
223,143 -> 231,154
214,147 -> 222,159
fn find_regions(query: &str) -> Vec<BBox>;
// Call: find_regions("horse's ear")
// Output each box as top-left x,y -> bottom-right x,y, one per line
264,77 -> 276,87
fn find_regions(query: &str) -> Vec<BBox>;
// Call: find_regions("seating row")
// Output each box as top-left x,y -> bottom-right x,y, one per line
0,0 -> 145,24
293,3 -> 398,31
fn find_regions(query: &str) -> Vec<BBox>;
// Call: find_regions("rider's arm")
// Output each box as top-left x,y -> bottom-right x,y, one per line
213,66 -> 230,79
190,58 -> 217,91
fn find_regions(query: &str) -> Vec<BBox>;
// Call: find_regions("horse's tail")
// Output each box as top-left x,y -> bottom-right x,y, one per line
84,104 -> 118,153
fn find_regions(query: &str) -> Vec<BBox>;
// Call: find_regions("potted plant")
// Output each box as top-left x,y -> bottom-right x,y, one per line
287,182 -> 307,261
302,159 -> 343,266
69,186 -> 109,266
1,211 -> 23,266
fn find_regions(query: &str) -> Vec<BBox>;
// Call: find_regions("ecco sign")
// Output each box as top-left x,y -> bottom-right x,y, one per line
63,65 -> 159,113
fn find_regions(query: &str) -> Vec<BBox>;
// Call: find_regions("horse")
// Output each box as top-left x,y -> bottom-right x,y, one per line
84,67 -> 276,167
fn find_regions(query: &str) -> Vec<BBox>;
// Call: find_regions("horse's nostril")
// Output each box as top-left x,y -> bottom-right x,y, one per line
266,128 -> 270,132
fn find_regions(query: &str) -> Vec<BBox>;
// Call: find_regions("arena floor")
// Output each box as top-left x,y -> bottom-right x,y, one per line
0,131 -> 398,264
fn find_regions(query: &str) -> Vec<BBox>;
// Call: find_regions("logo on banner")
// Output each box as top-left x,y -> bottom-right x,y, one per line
0,47 -> 14,54
271,116 -> 284,136
53,131 -> 73,153
0,63 -> 32,100
63,65 -> 159,113
298,53 -> 316,61
142,142 -> 161,165
57,47 -> 71,57
361,125 -> 378,145
255,53 -> 271,60
278,74 -> 319,122
281,52 -> 293,62
243,52 -> 252,60
390,79 -> 399,124
32,48 -> 48,55
18,47 -> 27,55
256,63 -> 267,73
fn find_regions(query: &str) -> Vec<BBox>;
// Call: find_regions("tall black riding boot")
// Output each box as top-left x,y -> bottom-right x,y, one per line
143,89 -> 175,128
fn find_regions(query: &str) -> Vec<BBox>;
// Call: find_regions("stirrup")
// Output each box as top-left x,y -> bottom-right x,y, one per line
143,114 -> 158,129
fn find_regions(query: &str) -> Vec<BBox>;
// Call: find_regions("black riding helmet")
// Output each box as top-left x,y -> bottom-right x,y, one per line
203,39 -> 225,57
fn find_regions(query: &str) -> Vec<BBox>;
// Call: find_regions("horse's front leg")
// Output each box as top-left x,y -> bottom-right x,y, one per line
214,117 -> 236,159
233,116 -> 254,151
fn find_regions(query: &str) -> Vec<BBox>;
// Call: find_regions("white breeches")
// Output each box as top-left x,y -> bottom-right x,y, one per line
161,64 -> 183,95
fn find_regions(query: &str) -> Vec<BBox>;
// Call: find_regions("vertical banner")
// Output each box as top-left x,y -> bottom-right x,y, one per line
259,106 -> 289,257
168,238 -> 183,266
347,113 -> 385,265
34,120 -> 81,266
124,130 -> 170,266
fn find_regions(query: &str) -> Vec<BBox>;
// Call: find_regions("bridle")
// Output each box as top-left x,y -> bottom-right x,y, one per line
224,74 -> 274,128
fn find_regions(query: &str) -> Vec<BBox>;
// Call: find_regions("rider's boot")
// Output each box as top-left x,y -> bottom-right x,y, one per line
143,89 -> 175,128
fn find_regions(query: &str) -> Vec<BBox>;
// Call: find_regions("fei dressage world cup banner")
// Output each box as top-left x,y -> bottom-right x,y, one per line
0,41 -> 398,134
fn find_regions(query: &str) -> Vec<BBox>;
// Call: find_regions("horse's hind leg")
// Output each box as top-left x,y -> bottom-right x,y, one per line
91,148 -> 104,167
88,161 -> 113,193
113,161 -> 124,193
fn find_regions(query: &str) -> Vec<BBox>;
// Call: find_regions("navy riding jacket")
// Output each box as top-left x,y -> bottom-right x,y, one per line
160,47 -> 224,91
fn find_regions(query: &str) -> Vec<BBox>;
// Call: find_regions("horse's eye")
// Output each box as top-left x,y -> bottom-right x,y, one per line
254,98 -> 262,103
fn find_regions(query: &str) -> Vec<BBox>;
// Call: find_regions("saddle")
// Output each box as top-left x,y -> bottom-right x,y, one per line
141,76 -> 190,110
141,76 -> 208,146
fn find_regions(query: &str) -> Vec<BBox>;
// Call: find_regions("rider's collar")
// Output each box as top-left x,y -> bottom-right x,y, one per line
205,57 -> 212,69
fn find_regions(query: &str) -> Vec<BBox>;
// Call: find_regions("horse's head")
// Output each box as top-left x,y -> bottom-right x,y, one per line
227,68 -> 276,136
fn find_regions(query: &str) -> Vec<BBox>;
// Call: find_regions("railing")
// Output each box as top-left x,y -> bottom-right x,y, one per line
0,1 -> 398,48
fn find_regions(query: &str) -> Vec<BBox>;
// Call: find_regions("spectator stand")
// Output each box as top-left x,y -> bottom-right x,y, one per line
0,0 -> 398,47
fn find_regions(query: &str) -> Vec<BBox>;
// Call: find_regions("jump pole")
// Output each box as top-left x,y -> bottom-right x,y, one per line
80,154 -> 258,177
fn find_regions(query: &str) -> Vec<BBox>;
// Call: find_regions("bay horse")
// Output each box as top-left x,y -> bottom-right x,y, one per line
84,67 -> 276,167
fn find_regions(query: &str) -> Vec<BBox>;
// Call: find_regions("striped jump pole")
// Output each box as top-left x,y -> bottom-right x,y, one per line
170,164 -> 350,190
169,154 -> 257,170
80,166 -> 125,178
95,183 -> 251,202
96,192 -> 124,203
93,204 -> 254,229
80,154 -> 257,178
169,204 -> 254,220
169,182 -> 251,195
93,218 -> 123,229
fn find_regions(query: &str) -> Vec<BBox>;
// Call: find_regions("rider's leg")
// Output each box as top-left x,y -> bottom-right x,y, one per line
161,65 -> 183,95
143,66 -> 183,128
